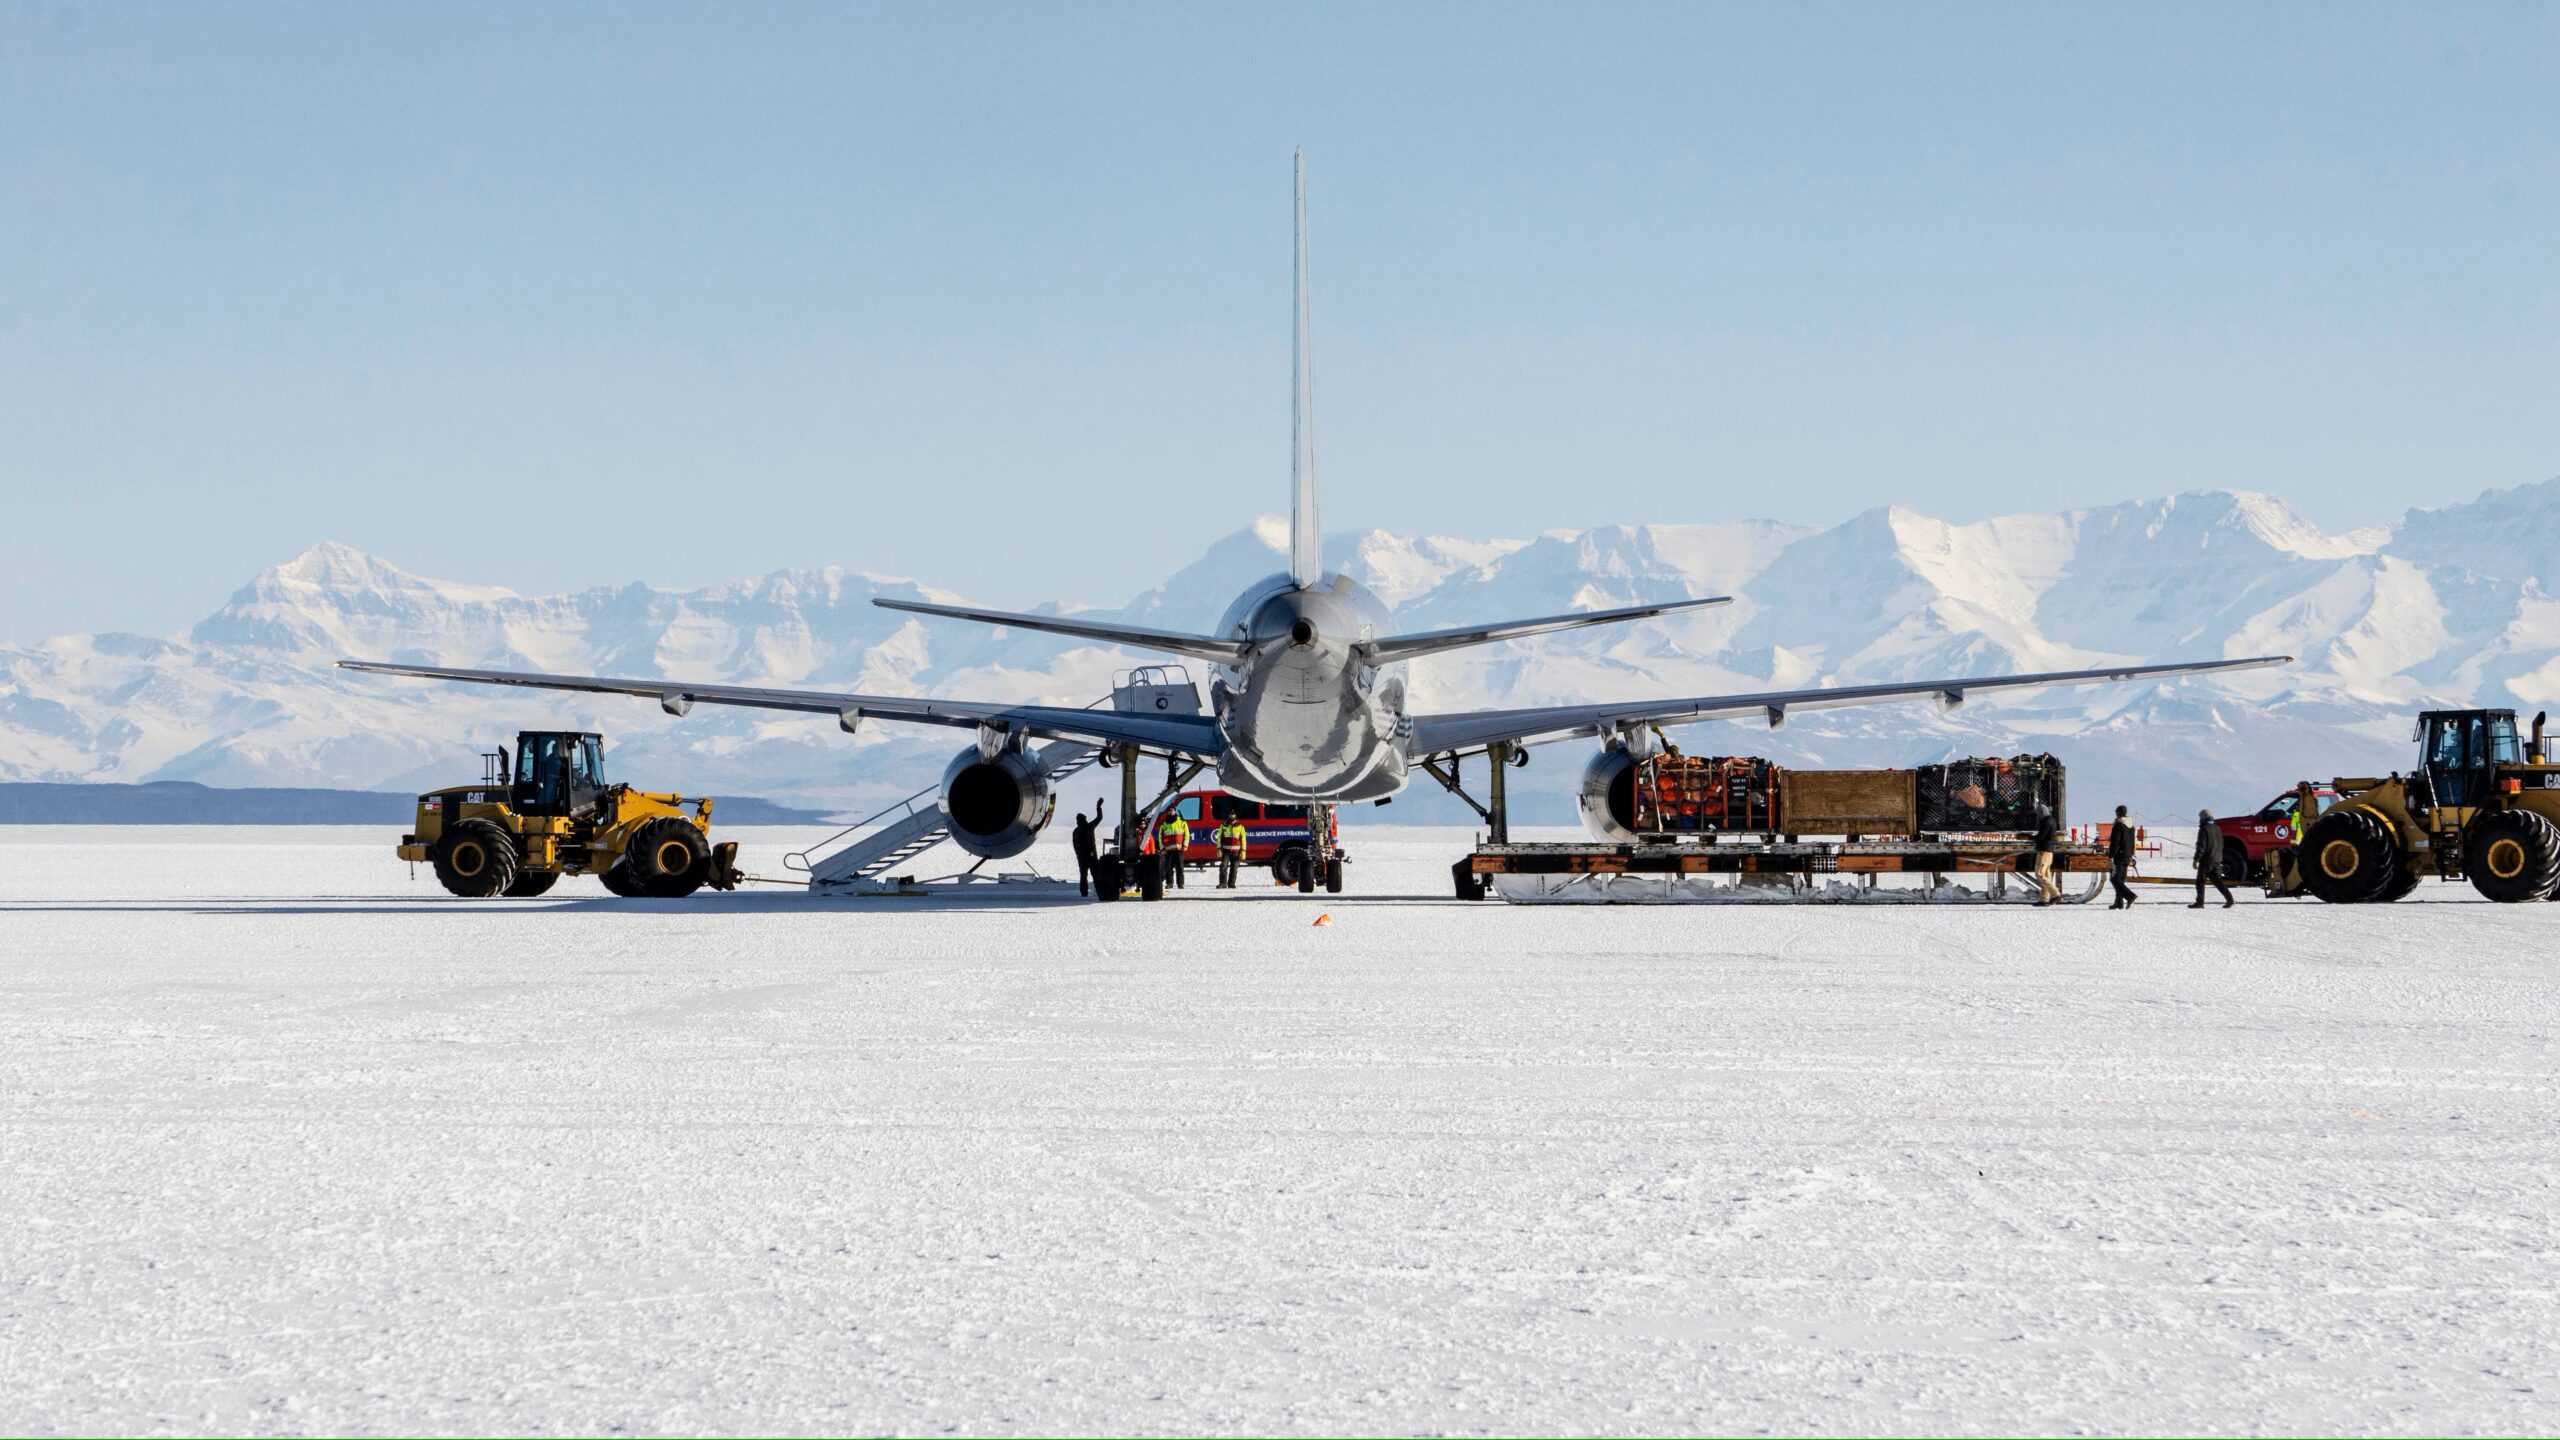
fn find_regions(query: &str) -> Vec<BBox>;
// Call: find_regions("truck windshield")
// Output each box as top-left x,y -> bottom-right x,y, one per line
577,736 -> 605,787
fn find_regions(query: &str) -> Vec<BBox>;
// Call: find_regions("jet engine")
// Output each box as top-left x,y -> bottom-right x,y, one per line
1577,747 -> 1643,843
938,746 -> 1053,859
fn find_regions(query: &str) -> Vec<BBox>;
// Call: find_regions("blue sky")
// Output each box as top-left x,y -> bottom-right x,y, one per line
4,2 -> 2556,641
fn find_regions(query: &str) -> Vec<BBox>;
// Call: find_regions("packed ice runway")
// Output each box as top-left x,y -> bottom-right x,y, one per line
4,825 -> 2554,1436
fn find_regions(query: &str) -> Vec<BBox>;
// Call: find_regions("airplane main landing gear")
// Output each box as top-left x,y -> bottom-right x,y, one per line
1301,803 -> 1342,894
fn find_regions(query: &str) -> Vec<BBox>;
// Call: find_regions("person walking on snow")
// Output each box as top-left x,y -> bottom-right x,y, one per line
2030,802 -> 2062,906
2192,808 -> 2236,908
2107,805 -> 2139,909
1070,802 -> 1104,897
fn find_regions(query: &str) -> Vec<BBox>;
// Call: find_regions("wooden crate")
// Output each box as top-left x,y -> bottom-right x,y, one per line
1779,768 -> 1916,836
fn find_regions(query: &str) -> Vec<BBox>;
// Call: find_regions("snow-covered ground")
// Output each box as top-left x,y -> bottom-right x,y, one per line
4,824 -> 2555,1436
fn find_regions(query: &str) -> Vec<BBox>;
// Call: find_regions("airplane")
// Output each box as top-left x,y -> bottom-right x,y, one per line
342,153 -> 2289,886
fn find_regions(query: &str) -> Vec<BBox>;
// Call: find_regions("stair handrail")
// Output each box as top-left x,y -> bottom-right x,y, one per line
781,689 -> 1126,874
781,786 -> 943,874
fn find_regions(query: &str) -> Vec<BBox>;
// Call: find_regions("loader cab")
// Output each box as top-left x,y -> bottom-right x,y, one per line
2413,709 -> 2522,811
512,730 -> 607,818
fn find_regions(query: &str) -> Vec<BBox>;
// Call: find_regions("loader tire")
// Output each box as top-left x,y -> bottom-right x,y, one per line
599,862 -> 649,897
626,817 -> 711,898
2300,807 -> 2401,905
2465,810 -> 2560,903
2377,865 -> 2423,903
433,819 -> 519,899
502,870 -> 560,899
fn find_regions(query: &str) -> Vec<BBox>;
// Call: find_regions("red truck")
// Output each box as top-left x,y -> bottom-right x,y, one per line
1150,788 -> 1343,888
2214,785 -> 2341,883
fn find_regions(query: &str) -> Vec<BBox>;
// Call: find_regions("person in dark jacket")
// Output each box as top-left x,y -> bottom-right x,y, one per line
2192,808 -> 2235,908
2030,803 -> 2061,906
1070,801 -> 1104,897
2107,805 -> 2139,909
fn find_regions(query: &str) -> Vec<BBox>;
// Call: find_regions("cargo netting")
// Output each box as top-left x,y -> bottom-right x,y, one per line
1915,754 -> 2065,834
1632,755 -> 1779,833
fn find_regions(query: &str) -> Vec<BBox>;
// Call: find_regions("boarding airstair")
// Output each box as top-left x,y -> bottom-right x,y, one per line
782,666 -> 1201,894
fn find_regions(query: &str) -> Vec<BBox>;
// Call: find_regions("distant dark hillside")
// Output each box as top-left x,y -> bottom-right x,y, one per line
0,781 -> 834,825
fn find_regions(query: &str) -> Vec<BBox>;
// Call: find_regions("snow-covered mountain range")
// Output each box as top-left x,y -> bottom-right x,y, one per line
7,482 -> 2556,824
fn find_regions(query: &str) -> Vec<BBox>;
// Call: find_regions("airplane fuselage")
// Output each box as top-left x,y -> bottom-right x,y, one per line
1208,572 -> 1411,804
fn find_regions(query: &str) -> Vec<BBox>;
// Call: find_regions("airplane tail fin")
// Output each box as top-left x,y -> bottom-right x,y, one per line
1290,149 -> 1321,589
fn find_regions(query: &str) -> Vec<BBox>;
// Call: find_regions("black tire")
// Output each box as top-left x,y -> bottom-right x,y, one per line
599,862 -> 649,897
2216,840 -> 2255,886
433,819 -> 519,898
1138,854 -> 1165,901
2377,865 -> 2423,903
502,870 -> 560,899
1093,854 -> 1124,902
2465,809 -> 2560,903
1272,845 -> 1310,889
2300,807 -> 2402,905
1323,856 -> 1344,894
625,816 -> 711,898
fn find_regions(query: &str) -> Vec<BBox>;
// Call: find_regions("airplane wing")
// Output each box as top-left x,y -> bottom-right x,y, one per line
871,598 -> 1246,663
335,662 -> 1225,755
1406,654 -> 2292,756
1358,595 -> 1732,662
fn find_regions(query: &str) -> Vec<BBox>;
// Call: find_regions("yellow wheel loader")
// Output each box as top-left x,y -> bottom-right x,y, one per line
2267,708 -> 2560,904
399,731 -> 743,899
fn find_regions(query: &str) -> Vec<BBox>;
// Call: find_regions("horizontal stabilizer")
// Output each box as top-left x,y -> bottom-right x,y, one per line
1359,595 -> 1731,662
872,598 -> 1245,663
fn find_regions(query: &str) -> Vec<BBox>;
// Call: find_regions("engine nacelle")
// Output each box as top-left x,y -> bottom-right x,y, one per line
1577,747 -> 1643,844
938,746 -> 1053,859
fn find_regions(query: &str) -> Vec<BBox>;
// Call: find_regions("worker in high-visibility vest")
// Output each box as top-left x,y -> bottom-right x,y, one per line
1157,811 -> 1190,889
1215,814 -> 1249,888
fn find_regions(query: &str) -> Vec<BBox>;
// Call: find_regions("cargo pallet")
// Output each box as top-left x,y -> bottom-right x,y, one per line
1455,838 -> 2112,904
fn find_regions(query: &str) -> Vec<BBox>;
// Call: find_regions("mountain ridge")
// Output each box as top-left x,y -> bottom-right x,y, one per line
5,482 -> 2553,821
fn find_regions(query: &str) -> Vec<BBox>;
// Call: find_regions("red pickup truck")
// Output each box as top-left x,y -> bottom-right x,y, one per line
2215,785 -> 2341,882
1151,788 -> 1342,887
